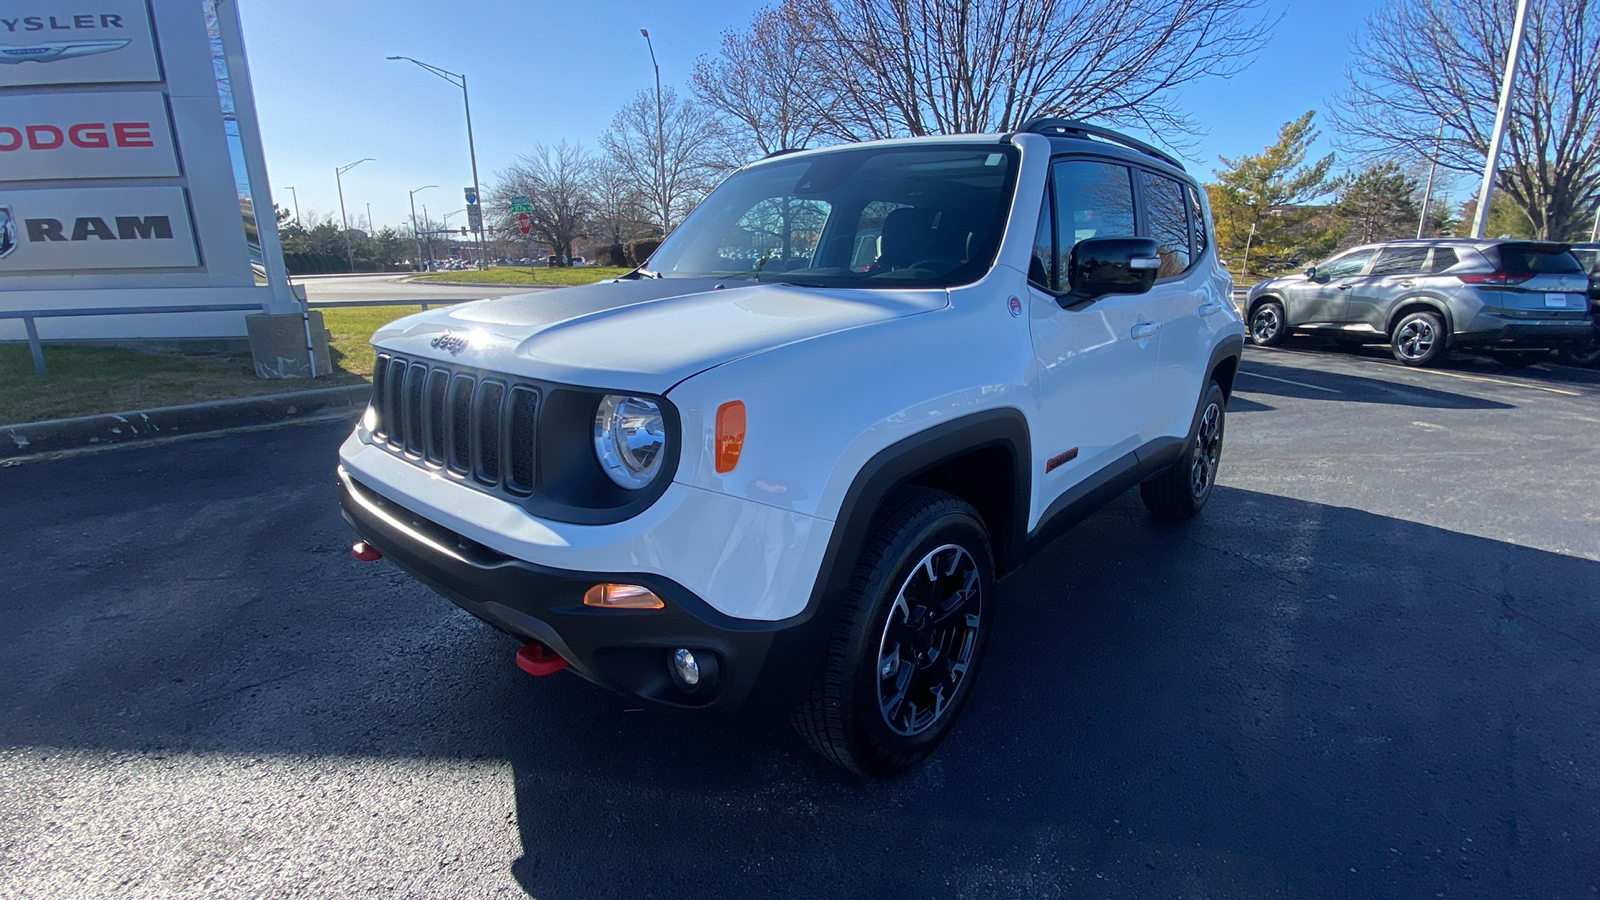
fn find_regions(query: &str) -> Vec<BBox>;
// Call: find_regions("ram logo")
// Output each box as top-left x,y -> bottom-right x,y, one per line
430,332 -> 470,355
0,205 -> 16,260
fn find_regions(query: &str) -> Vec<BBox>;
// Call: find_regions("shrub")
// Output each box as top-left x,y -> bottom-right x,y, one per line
623,238 -> 662,268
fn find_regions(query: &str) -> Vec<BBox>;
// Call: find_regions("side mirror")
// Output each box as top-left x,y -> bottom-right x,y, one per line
1304,266 -> 1319,280
1062,237 -> 1159,306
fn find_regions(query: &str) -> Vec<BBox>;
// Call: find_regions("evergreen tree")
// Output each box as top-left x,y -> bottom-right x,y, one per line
1206,112 -> 1339,277
1331,161 -> 1422,247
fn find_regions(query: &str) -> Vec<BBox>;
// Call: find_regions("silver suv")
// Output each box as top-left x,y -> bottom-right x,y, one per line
1244,239 -> 1594,366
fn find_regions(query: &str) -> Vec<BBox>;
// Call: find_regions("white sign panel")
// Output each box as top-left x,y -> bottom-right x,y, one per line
0,0 -> 161,87
0,186 -> 199,271
0,91 -> 178,180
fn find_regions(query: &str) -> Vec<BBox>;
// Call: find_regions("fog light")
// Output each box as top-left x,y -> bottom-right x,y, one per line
583,583 -> 664,609
671,648 -> 701,687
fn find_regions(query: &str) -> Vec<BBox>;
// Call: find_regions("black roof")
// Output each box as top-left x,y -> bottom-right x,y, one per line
1019,117 -> 1186,172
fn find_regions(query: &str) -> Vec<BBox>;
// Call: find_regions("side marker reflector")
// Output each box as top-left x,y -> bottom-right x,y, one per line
583,583 -> 665,609
351,541 -> 383,561
715,400 -> 746,474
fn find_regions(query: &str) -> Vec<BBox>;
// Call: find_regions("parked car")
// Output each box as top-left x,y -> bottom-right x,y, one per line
1244,239 -> 1594,366
338,120 -> 1244,775
1558,243 -> 1600,367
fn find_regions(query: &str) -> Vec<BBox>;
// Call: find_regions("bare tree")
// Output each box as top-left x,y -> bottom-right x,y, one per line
600,87 -> 726,234
743,0 -> 1276,144
494,140 -> 594,266
692,4 -> 836,161
1334,0 -> 1600,240
588,156 -> 653,263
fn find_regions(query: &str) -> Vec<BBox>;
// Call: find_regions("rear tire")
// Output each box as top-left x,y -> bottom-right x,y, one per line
1141,382 -> 1227,521
1390,310 -> 1447,366
1556,331 -> 1600,368
792,489 -> 994,777
1249,300 -> 1286,347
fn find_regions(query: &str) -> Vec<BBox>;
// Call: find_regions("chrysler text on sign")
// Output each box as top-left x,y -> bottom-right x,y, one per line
0,0 -> 159,87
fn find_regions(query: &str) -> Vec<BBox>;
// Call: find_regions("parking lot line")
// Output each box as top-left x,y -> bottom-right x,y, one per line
1237,369 -> 1342,393
1370,364 -> 1583,397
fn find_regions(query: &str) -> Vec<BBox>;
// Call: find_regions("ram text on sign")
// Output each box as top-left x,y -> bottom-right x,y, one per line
0,185 -> 199,271
0,0 -> 160,87
0,91 -> 178,180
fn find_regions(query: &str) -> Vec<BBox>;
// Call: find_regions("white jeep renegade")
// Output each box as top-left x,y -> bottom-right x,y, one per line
338,119 -> 1245,776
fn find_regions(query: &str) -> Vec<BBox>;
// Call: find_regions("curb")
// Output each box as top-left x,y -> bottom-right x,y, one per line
402,279 -> 557,288
2,384 -> 371,460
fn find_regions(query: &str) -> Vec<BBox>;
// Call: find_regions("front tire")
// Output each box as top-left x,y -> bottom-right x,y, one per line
1249,300 -> 1287,347
1391,310 -> 1447,366
792,489 -> 994,777
1141,381 -> 1227,521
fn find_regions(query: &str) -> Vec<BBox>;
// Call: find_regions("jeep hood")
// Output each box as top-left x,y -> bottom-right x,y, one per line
370,277 -> 947,392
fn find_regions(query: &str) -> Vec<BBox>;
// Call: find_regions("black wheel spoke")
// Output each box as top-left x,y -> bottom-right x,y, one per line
876,542 -> 984,737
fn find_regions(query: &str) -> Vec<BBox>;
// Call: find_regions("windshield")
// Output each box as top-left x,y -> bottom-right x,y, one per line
645,144 -> 1019,289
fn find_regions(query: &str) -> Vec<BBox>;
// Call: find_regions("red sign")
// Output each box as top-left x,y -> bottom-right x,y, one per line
517,212 -> 530,235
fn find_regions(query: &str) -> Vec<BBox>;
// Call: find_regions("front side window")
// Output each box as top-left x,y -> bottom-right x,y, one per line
1029,193 -> 1054,290
1370,246 -> 1430,276
1140,171 -> 1191,277
1316,248 -> 1374,280
1052,160 -> 1137,288
647,145 -> 1018,289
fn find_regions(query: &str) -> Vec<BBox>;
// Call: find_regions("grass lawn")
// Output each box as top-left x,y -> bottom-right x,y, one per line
1,305 -> 432,425
411,266 -> 630,286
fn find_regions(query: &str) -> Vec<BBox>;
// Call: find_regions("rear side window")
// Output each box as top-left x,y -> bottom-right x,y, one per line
1052,159 -> 1137,289
1490,243 -> 1584,275
1140,171 -> 1191,277
1187,184 -> 1210,260
1370,246 -> 1430,276
1425,247 -> 1459,273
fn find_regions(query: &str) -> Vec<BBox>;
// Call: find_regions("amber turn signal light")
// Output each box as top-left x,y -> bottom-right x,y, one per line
715,400 -> 746,474
583,583 -> 665,609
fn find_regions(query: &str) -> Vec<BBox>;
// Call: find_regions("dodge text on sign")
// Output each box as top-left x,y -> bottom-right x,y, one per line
0,91 -> 178,180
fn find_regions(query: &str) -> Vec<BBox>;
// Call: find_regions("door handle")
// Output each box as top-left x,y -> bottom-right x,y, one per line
1130,322 -> 1161,341
1399,280 -> 1415,289
1197,301 -> 1224,317
1337,282 -> 1354,291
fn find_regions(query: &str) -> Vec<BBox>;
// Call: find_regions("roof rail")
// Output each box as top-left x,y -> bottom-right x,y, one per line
1018,117 -> 1184,171
763,147 -> 806,160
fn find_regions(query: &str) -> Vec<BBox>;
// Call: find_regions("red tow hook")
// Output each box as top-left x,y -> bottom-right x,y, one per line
515,642 -> 569,676
351,541 -> 383,561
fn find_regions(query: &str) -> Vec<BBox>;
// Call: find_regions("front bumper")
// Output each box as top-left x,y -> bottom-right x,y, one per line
338,466 -> 831,712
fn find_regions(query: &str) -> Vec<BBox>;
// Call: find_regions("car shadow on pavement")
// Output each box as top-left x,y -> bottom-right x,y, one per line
1238,360 -> 1515,409
2,429 -> 1595,898
499,486 -> 1599,899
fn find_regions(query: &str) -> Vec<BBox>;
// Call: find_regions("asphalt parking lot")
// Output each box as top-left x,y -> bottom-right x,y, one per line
2,342 -> 1597,899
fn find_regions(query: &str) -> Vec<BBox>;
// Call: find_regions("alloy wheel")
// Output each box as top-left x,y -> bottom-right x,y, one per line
876,544 -> 982,737
1189,401 -> 1223,501
1396,319 -> 1435,360
1250,307 -> 1281,343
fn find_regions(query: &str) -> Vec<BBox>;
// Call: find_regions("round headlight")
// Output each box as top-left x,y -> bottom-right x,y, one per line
594,395 -> 667,489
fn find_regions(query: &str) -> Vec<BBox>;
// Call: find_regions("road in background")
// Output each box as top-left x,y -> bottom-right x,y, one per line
1,344 -> 1596,898
293,272 -> 540,306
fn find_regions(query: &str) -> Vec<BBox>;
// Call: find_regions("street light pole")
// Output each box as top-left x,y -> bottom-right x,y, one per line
285,185 -> 300,227
1418,116 -> 1447,239
409,184 -> 437,272
334,157 -> 374,273
641,29 -> 668,236
388,56 -> 487,269
1471,0 -> 1531,239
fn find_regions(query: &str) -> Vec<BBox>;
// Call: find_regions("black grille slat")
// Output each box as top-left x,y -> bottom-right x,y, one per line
448,375 -> 475,474
370,355 -> 391,438
506,388 -> 538,494
404,364 -> 427,455
425,370 -> 449,464
476,381 -> 506,486
384,358 -> 408,449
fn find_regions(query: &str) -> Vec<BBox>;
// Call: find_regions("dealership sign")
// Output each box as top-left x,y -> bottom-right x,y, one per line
0,186 -> 199,270
0,91 -> 178,180
0,0 -> 161,87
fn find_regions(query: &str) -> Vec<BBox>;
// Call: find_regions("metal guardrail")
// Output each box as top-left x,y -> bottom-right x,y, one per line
3,303 -> 268,376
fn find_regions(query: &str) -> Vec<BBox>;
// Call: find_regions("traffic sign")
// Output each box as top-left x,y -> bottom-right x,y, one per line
463,187 -> 478,205
510,195 -> 532,214
517,212 -> 531,235
466,204 -> 482,231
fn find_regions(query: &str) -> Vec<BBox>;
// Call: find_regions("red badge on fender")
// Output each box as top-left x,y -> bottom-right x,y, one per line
1008,296 -> 1022,317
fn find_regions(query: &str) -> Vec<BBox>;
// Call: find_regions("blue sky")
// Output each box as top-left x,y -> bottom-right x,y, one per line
241,0 -> 1405,231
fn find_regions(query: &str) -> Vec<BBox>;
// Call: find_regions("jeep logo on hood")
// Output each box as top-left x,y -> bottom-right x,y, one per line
430,332 -> 470,355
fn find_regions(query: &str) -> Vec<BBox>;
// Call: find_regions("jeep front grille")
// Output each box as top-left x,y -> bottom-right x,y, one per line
369,353 -> 538,497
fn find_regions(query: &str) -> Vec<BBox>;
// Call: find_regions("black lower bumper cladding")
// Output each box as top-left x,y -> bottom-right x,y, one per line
337,467 -> 829,713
